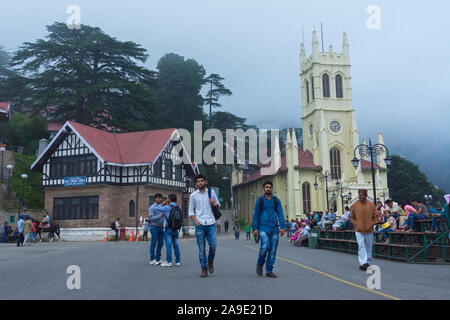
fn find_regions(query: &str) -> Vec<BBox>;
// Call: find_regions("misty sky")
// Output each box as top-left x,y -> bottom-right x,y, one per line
1,0 -> 449,155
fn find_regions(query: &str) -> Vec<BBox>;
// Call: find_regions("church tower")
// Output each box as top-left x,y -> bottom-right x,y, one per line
300,31 -> 360,185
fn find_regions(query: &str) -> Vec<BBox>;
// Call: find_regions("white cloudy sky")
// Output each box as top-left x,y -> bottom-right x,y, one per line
1,0 -> 449,161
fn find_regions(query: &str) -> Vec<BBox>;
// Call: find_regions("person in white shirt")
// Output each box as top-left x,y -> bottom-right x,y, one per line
189,175 -> 220,278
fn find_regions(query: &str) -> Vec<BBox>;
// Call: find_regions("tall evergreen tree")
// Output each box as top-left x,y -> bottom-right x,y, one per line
6,22 -> 158,131
203,73 -> 232,127
156,53 -> 206,131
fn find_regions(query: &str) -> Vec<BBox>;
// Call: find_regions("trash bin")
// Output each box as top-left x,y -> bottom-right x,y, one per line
309,229 -> 320,249
119,227 -> 126,241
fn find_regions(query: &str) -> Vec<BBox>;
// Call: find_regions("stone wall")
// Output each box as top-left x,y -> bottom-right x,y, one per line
45,184 -> 184,228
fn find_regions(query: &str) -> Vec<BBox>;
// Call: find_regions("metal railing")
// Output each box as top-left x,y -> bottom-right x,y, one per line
407,230 -> 449,264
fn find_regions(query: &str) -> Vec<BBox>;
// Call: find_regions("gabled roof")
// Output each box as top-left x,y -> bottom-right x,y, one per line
0,102 -> 10,114
31,121 -> 198,174
360,158 -> 382,170
233,149 -> 321,188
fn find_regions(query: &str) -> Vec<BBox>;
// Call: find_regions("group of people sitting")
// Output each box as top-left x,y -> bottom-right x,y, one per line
285,194 -> 450,246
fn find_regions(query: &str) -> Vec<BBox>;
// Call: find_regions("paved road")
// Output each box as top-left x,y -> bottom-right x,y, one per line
0,232 -> 449,300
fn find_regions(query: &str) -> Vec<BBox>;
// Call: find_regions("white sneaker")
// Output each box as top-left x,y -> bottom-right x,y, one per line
175,262 -> 181,266
161,262 -> 173,267
149,260 -> 157,265
154,260 -> 161,265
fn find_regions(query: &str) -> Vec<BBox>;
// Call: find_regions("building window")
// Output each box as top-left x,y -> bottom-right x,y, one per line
9,215 -> 15,223
330,148 -> 342,179
175,165 -> 183,181
302,182 -> 311,214
154,158 -> 162,178
129,200 -> 135,217
322,74 -> 330,98
164,159 -> 173,180
53,196 -> 99,220
311,77 -> 315,100
336,74 -> 343,98
306,80 -> 310,103
49,154 -> 97,178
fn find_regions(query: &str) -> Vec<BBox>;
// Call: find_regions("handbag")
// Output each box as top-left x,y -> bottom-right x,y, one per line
381,222 -> 390,229
208,188 -> 222,220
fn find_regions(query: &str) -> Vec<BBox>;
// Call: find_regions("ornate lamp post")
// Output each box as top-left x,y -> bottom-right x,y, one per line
351,139 -> 391,205
0,147 -> 5,180
18,173 -> 28,219
6,164 -> 13,200
330,180 -> 351,214
314,170 -> 331,211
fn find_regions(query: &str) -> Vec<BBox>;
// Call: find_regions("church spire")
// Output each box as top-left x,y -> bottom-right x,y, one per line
343,32 -> 349,60
312,30 -> 319,57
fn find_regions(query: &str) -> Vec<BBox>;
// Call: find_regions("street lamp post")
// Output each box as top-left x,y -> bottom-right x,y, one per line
351,139 -> 391,205
314,170 -> 331,211
330,180 -> 351,214
424,194 -> 433,207
18,173 -> 28,219
7,164 -> 13,200
0,147 -> 5,180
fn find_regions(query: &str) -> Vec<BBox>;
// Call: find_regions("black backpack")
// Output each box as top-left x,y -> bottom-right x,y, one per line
259,196 -> 279,214
167,205 -> 183,230
111,222 -> 116,230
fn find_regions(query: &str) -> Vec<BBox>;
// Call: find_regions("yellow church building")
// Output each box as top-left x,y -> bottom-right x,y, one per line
232,32 -> 389,223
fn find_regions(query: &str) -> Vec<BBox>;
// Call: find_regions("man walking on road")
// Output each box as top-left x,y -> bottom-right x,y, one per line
17,215 -> 25,247
349,189 -> 379,271
149,194 -> 165,265
224,220 -> 229,233
252,181 -> 286,278
189,175 -> 220,278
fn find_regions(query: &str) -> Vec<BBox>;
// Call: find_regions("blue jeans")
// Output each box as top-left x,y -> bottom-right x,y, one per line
432,212 -> 449,231
378,228 -> 393,240
1,233 -> 7,243
257,229 -> 279,273
150,225 -> 165,261
164,228 -> 180,264
30,232 -> 37,242
246,232 -> 251,240
195,224 -> 217,268
407,213 -> 426,230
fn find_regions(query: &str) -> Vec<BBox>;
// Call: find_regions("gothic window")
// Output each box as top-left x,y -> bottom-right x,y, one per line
302,182 -> 311,214
164,159 -> 173,180
322,73 -> 330,98
336,74 -> 343,98
311,77 -> 315,100
306,80 -> 310,104
154,158 -> 162,178
129,200 -> 135,217
330,148 -> 342,179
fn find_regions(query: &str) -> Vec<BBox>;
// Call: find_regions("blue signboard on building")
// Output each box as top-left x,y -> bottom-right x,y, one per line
64,176 -> 87,187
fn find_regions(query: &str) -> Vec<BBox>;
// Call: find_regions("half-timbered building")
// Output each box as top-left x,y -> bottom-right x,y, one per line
31,121 -> 198,230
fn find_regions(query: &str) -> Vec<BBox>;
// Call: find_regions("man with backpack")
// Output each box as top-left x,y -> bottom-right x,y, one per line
252,181 -> 286,278
189,175 -> 220,278
156,194 -> 182,267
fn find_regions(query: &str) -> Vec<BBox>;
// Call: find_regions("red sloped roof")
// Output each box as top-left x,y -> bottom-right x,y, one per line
360,158 -> 382,170
0,102 -> 10,113
234,149 -> 321,188
68,121 -> 175,164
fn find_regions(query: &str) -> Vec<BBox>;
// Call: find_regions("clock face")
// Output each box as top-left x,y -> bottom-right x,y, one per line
330,121 -> 341,133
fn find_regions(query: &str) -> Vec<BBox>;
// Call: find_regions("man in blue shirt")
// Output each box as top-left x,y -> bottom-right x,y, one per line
252,181 -> 286,278
17,215 -> 25,247
148,193 -> 164,265
156,194 -> 181,267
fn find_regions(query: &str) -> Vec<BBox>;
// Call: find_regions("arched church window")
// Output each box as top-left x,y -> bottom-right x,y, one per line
306,80 -> 310,103
302,182 -> 311,214
330,148 -> 342,179
311,77 -> 315,100
322,74 -> 330,98
336,74 -> 343,98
